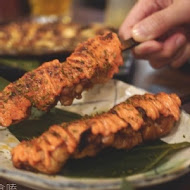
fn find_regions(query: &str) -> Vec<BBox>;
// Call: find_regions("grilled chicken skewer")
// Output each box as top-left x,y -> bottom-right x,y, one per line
0,32 -> 123,127
12,92 -> 181,174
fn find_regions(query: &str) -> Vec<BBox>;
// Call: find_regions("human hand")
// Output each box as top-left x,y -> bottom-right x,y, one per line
119,0 -> 190,69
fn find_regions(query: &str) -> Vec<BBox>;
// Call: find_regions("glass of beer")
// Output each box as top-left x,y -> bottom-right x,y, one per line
29,0 -> 73,17
105,0 -> 137,28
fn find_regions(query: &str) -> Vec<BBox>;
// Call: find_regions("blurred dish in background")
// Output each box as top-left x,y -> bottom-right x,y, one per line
0,17 -> 115,57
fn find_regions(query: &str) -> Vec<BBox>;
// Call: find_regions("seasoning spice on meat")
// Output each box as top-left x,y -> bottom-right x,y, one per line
12,92 -> 181,174
0,32 -> 123,127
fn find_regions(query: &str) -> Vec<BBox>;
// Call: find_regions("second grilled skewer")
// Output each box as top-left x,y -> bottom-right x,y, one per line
12,92 -> 181,174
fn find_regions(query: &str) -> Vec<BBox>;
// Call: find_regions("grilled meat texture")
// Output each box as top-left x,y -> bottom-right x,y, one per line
0,32 -> 123,127
12,92 -> 181,174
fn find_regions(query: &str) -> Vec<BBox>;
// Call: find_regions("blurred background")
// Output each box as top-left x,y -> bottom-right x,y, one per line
0,0 -> 136,26
0,0 -> 136,83
0,0 -> 106,24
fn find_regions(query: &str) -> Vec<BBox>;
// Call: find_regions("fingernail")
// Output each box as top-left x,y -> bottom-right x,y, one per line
132,24 -> 150,42
175,35 -> 186,47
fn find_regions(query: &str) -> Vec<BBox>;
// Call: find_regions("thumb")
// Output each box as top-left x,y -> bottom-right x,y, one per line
132,2 -> 189,42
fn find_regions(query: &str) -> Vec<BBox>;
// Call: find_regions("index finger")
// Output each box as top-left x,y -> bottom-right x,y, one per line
119,0 -> 162,40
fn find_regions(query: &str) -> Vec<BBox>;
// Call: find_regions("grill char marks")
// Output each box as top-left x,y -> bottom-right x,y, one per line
12,92 -> 181,174
0,32 -> 123,127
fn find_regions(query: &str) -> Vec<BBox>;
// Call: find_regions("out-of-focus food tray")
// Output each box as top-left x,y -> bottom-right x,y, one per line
0,16 -> 115,57
0,16 -> 135,84
0,17 -> 134,83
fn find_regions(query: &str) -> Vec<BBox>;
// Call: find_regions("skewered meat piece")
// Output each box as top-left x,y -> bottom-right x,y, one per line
0,32 -> 123,127
12,92 -> 181,174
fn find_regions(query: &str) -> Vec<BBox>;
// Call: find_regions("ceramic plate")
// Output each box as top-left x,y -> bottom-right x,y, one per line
1,80 -> 190,190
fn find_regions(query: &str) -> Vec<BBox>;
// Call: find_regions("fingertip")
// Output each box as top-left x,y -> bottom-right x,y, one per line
132,23 -> 154,42
170,48 -> 189,68
175,34 -> 186,48
132,6 -> 178,43
132,26 -> 145,42
161,32 -> 187,60
133,40 -> 163,55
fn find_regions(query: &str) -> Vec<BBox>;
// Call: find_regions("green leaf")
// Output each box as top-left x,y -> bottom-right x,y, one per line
1,76 -> 189,180
59,140 -> 190,178
9,107 -> 81,141
0,76 -> 81,141
7,94 -> 190,178
0,77 -> 10,91
0,58 -> 40,71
